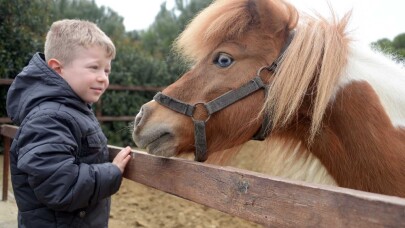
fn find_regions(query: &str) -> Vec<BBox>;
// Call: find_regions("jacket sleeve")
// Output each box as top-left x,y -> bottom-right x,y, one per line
16,114 -> 122,212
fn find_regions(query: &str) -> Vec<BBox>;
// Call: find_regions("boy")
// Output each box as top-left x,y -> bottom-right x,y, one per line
6,19 -> 132,227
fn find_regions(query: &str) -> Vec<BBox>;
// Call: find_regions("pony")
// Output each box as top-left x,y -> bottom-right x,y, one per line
132,0 -> 405,198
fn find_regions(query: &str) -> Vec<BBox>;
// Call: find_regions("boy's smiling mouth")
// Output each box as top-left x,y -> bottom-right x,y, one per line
91,87 -> 103,91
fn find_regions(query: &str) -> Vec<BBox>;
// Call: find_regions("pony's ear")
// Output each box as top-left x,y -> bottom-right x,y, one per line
254,0 -> 299,32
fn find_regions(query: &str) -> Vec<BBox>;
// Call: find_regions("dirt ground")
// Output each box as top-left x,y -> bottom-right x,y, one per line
109,179 -> 262,228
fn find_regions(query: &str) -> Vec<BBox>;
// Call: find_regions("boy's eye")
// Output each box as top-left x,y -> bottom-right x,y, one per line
90,66 -> 98,70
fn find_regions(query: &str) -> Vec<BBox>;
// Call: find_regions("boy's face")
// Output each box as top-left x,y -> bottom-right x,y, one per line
58,46 -> 111,103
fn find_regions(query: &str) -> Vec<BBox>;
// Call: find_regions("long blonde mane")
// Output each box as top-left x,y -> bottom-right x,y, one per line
266,12 -> 351,140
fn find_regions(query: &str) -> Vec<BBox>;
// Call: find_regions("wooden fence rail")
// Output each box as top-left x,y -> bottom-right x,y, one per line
2,124 -> 405,227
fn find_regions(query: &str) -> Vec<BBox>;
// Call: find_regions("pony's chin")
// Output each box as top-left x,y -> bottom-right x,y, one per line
145,136 -> 178,157
147,146 -> 178,158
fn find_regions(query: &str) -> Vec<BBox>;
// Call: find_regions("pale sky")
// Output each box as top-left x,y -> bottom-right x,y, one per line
94,0 -> 405,44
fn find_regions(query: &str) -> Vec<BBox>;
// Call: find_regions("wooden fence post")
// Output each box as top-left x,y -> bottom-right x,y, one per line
2,135 -> 10,201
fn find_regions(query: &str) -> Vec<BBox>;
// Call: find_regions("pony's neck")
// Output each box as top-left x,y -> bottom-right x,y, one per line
295,47 -> 405,197
340,43 -> 405,127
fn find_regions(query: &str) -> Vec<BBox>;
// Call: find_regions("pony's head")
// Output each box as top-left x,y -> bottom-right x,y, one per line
132,0 -> 348,161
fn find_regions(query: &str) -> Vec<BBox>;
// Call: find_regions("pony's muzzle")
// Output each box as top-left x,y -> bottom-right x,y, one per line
134,106 -> 144,127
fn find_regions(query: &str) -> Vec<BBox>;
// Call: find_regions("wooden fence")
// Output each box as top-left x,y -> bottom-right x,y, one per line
0,78 -> 163,123
2,124 -> 405,227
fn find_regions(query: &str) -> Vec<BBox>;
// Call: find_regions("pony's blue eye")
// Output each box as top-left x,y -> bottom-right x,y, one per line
214,53 -> 233,68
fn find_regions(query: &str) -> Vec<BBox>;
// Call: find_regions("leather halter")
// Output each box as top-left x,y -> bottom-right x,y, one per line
154,31 -> 295,162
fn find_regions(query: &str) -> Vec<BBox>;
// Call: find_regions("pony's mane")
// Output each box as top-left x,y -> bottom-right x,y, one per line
265,12 -> 351,141
173,0 -> 256,63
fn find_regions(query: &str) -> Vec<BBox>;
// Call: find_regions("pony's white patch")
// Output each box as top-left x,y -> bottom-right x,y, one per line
338,42 -> 405,128
259,139 -> 336,185
227,139 -> 336,185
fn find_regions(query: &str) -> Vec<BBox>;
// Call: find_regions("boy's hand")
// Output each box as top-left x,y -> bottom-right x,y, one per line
112,146 -> 132,174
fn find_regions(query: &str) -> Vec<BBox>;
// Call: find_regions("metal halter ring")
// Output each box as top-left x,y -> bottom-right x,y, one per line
191,102 -> 211,123
256,62 -> 278,76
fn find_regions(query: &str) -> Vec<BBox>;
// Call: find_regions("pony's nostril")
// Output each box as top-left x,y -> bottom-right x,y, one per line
134,107 -> 144,126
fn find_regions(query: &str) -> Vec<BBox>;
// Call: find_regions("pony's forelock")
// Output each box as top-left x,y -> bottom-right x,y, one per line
173,0 -> 253,64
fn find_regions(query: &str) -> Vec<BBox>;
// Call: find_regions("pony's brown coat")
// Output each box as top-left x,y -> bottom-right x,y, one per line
309,81 -> 405,196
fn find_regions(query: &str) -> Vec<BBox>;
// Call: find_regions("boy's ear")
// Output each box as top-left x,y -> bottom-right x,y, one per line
48,58 -> 62,74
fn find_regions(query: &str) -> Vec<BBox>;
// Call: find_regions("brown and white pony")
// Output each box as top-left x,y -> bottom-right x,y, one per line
132,0 -> 405,198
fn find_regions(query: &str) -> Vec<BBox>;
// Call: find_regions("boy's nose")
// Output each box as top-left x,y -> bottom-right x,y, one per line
97,72 -> 109,81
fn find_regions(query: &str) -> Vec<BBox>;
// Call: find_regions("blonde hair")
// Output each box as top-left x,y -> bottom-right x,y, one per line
44,19 -> 116,64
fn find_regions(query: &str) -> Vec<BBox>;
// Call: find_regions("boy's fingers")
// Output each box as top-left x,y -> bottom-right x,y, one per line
117,147 -> 131,158
119,155 -> 132,171
123,147 -> 131,155
124,155 -> 131,164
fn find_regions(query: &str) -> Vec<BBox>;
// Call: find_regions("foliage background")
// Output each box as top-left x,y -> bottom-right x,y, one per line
1,0 -> 404,149
0,0 -> 212,148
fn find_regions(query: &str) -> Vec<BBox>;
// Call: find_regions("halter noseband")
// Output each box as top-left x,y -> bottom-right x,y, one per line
154,31 -> 295,162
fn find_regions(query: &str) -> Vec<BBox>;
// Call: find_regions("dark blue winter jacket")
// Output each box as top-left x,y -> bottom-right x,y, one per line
6,53 -> 122,227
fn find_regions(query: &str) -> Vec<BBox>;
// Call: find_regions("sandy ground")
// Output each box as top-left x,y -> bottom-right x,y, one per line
0,155 -> 18,228
109,179 -> 262,228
